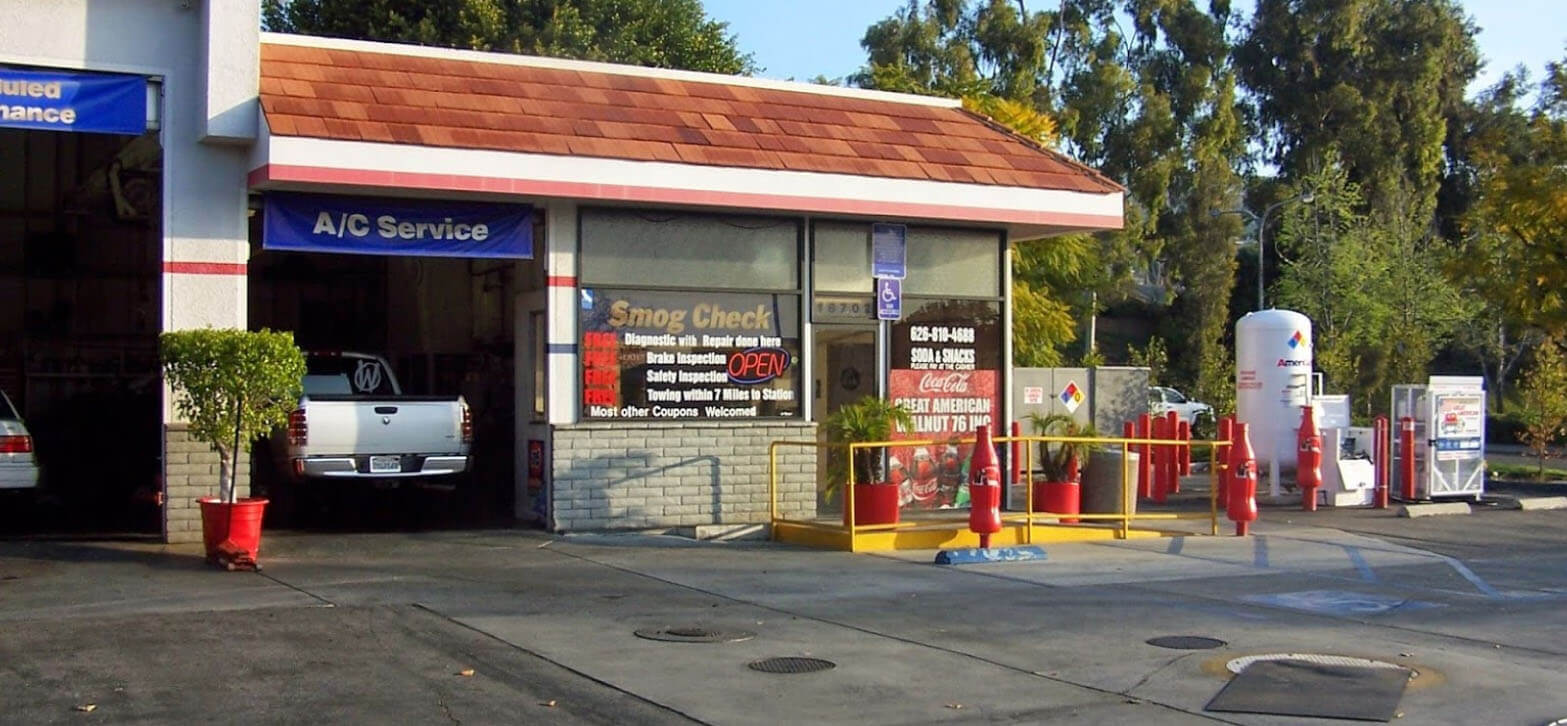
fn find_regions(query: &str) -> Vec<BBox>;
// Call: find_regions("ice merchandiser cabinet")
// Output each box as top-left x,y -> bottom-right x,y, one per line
1236,310 -> 1314,476
1391,377 -> 1486,501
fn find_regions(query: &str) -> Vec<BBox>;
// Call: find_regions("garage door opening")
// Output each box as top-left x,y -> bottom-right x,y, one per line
0,127 -> 163,536
247,199 -> 537,532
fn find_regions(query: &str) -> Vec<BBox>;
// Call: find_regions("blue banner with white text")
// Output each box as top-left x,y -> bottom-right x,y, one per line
263,192 -> 534,259
0,68 -> 146,135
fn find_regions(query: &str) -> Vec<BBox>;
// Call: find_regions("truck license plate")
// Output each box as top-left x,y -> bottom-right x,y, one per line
369,455 -> 401,473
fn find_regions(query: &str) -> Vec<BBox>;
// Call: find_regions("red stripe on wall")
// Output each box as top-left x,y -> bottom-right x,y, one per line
164,262 -> 249,275
247,164 -> 1124,230
547,276 -> 576,287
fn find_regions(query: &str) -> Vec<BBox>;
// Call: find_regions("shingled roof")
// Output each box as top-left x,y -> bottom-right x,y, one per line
256,37 -> 1120,196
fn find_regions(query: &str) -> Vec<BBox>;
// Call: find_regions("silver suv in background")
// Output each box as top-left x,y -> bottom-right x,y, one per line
1148,386 -> 1213,428
0,390 -> 38,490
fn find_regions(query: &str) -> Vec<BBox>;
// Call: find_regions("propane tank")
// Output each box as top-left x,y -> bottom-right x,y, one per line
1297,405 -> 1322,511
967,425 -> 1002,548
1226,421 -> 1259,536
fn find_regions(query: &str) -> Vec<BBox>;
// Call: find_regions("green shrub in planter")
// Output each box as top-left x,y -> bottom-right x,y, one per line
160,328 -> 306,503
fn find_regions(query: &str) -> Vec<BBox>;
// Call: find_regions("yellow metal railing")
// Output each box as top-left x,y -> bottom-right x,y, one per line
768,433 -> 1232,551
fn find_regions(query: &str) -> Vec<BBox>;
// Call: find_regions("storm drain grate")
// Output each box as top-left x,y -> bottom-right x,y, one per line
634,626 -> 755,644
748,657 -> 836,674
1147,636 -> 1227,650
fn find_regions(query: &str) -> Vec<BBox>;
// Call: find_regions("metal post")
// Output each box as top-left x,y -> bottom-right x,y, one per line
1400,417 -> 1417,501
1137,413 -> 1152,499
1119,441 -> 1130,540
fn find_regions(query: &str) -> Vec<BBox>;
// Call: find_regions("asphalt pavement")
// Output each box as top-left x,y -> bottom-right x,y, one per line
5,498 -> 1567,725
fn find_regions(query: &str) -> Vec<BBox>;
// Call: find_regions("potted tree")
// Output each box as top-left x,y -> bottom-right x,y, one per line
823,395 -> 914,526
160,328 -> 306,569
1026,412 -> 1098,523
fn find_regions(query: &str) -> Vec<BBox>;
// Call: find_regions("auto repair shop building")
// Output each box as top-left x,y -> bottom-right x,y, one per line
1,1 -> 1123,543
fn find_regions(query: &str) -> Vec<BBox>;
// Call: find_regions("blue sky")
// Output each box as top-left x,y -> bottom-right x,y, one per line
702,0 -> 1566,96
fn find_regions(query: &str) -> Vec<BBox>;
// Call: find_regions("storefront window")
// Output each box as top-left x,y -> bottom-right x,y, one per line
886,299 -> 1003,510
904,227 -> 1001,297
580,208 -> 797,290
578,208 -> 803,421
812,221 -> 872,293
812,222 -> 1001,298
579,289 -> 802,420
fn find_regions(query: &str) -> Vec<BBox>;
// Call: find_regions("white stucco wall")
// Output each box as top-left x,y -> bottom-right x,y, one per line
0,0 -> 259,339
1,1 -> 262,542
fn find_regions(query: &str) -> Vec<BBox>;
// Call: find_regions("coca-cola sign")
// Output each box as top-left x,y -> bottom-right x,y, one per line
888,369 -> 999,511
918,372 -> 971,394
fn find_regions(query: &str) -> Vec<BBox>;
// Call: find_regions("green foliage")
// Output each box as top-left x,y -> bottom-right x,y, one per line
1127,336 -> 1168,385
1516,338 -> 1567,477
1237,0 -> 1479,222
1012,235 -> 1097,366
1273,161 -> 1462,421
822,396 -> 915,494
1456,59 -> 1567,339
1025,412 -> 1097,482
160,329 -> 306,503
262,0 -> 756,74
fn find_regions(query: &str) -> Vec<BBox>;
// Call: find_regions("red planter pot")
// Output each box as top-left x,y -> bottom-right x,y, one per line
198,497 -> 269,563
1031,479 -> 1080,524
843,483 -> 901,527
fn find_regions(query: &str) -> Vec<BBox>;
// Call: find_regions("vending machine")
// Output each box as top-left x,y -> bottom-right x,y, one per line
1391,376 -> 1486,501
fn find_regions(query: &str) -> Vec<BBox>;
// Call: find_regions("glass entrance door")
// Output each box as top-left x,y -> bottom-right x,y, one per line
813,324 -> 878,510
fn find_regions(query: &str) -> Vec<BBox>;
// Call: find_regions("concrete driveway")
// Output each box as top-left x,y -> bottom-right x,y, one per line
4,502 -> 1567,724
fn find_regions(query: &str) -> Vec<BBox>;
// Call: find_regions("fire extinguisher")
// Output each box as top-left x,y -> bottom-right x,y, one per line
1226,421 -> 1259,536
967,425 -> 1002,548
1297,405 -> 1322,511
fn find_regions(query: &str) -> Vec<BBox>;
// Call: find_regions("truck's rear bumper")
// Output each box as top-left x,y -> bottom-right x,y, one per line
294,455 -> 469,479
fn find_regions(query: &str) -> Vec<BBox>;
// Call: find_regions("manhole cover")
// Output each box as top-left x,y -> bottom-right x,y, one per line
633,626 -> 755,643
748,656 -> 836,674
1227,653 -> 1417,679
1147,636 -> 1227,650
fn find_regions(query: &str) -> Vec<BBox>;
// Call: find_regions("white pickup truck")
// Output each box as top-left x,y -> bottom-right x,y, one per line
278,352 -> 471,481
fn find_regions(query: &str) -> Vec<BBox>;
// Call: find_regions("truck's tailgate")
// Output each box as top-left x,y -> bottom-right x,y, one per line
300,398 -> 463,455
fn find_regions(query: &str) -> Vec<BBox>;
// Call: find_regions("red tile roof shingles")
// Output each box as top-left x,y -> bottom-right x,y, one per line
259,39 -> 1121,194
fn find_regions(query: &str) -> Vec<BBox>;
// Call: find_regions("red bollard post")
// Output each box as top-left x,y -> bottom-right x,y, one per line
1010,420 -> 1021,489
1372,416 -> 1389,509
1297,405 -> 1322,511
1216,416 -> 1233,502
1166,411 -> 1181,493
1177,419 -> 1192,477
1400,416 -> 1417,501
968,425 -> 1002,549
1137,413 -> 1152,499
1227,421 -> 1259,536
1151,415 -> 1168,503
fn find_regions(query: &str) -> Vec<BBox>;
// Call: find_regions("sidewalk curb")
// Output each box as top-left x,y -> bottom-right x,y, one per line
1397,502 -> 1471,518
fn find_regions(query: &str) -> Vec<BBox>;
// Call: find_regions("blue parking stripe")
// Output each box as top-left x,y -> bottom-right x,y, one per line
1344,546 -> 1378,582
1166,536 -> 1185,555
1440,555 -> 1501,598
1253,536 -> 1269,568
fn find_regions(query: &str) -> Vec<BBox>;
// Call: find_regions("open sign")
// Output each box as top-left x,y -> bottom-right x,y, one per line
727,347 -> 791,384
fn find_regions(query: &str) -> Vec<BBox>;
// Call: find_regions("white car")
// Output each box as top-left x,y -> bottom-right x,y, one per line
0,390 -> 38,490
1148,386 -> 1213,427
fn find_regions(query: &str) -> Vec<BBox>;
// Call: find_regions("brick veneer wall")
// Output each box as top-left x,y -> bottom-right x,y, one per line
549,421 -> 817,531
162,424 -> 250,544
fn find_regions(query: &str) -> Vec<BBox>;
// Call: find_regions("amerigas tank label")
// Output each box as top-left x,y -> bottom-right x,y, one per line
1276,328 -> 1310,366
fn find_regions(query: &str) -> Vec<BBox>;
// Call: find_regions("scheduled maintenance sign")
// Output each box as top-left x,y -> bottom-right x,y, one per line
0,68 -> 146,135
263,192 -> 534,259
